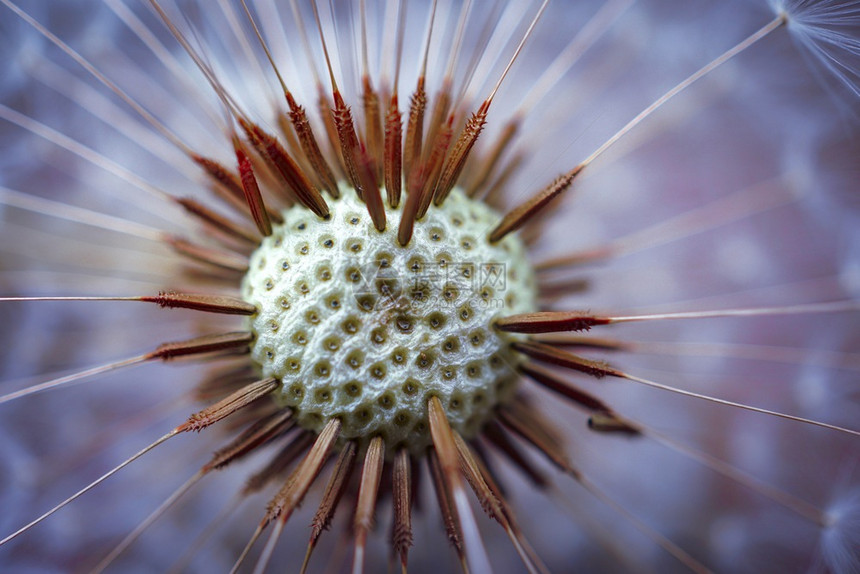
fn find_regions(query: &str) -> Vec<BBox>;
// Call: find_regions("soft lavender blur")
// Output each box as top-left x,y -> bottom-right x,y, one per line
0,1 -> 858,572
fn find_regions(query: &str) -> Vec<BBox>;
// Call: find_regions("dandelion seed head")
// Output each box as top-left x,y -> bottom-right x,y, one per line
243,187 -> 536,455
0,0 -> 858,571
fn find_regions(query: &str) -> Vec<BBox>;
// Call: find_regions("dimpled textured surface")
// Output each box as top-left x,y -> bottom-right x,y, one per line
241,187 -> 537,455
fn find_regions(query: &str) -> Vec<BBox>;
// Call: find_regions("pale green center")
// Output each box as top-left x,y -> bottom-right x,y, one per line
241,187 -> 537,455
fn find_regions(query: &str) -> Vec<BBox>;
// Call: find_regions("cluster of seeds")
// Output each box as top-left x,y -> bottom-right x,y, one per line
242,187 -> 536,455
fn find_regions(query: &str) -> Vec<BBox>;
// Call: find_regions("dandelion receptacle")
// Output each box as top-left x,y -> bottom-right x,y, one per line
0,0 -> 858,572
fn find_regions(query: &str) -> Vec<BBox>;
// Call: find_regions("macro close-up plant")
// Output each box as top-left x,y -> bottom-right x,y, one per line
0,0 -> 858,572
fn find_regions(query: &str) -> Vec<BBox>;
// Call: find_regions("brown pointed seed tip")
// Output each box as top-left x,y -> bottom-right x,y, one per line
519,362 -> 612,413
191,153 -> 245,200
434,101 -> 489,205
427,449 -> 464,556
488,164 -> 583,243
309,441 -> 358,544
428,395 -> 493,573
142,291 -> 257,315
286,96 -> 339,198
511,341 -> 623,379
535,246 -> 615,271
234,137 -> 273,237
332,91 -> 364,195
496,311 -> 610,334
358,150 -> 386,231
499,407 -> 578,479
204,410 -> 295,472
302,441 -> 358,574
148,331 -> 254,361
353,435 -> 385,574
383,94 -> 403,208
267,418 -> 342,525
362,75 -> 384,180
403,78 -> 426,183
392,448 -> 413,565
453,432 -> 506,525
177,378 -> 279,433
239,117 -> 330,218
452,433 -> 544,574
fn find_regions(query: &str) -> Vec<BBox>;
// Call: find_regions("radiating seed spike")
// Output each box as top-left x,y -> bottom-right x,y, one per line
358,150 -> 387,231
535,246 -> 615,271
453,433 -> 544,574
0,354 -> 139,406
392,448 -> 413,571
397,168 -> 427,246
498,407 -> 577,479
434,101 -> 489,205
165,235 -> 250,272
362,75 -> 385,182
191,153 -> 246,201
467,441 -> 551,574
302,441 -> 358,574
286,92 -> 340,198
332,91 -> 371,197
149,331 -> 254,362
428,396 -> 493,574
238,117 -> 330,218
519,362 -> 613,413
206,169 -> 258,218
427,450 -> 466,565
0,430 -> 178,548
498,310 -> 609,335
142,290 -> 257,315
511,341 -> 623,379
277,113 -> 316,189
489,165 -> 583,243
252,518 -> 286,574
177,378 -> 279,433
203,410 -> 295,472
233,137 -> 272,236
622,370 -> 860,436
384,93 -> 403,208
317,90 -> 347,179
452,433 -> 505,523
416,117 -> 454,219
266,418 -> 342,524
352,436 -> 385,574
403,77 -> 427,184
